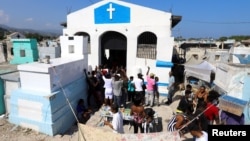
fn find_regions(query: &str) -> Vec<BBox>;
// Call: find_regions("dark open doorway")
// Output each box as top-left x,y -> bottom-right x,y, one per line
101,31 -> 127,69
109,50 -> 126,68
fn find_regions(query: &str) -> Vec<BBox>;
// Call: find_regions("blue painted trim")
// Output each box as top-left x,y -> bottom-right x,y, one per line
159,93 -> 168,97
156,60 -> 173,68
158,83 -> 168,87
220,95 -> 248,106
233,54 -> 250,64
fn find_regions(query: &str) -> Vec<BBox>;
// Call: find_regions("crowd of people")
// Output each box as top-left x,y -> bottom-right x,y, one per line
168,84 -> 245,141
76,65 -> 245,141
77,65 -> 161,134
82,65 -> 162,110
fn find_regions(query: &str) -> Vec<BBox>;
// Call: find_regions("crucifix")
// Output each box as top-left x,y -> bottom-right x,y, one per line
107,3 -> 115,20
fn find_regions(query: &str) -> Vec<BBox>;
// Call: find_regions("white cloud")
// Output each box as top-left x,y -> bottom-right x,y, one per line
25,18 -> 33,22
0,10 -> 9,24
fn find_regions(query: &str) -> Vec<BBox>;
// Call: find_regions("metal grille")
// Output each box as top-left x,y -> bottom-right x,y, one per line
137,44 -> 156,59
137,32 -> 157,59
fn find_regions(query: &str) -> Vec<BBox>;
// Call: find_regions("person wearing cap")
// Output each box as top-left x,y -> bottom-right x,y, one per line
145,66 -> 155,107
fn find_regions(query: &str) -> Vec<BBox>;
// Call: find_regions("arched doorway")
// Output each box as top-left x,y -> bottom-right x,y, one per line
101,31 -> 127,69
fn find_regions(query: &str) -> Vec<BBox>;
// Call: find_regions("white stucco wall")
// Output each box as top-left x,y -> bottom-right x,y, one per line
61,0 -> 178,94
60,36 -> 88,58
17,58 -> 85,93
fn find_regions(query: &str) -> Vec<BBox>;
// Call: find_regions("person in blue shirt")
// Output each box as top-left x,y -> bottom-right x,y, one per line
127,76 -> 135,103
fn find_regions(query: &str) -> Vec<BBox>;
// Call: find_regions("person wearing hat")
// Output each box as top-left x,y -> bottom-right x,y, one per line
145,66 -> 155,107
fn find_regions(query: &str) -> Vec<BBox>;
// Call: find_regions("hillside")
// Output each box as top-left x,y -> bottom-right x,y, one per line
0,24 -> 61,39
0,26 -> 9,40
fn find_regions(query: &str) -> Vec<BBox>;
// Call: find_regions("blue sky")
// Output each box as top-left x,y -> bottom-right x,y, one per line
1,0 -> 250,39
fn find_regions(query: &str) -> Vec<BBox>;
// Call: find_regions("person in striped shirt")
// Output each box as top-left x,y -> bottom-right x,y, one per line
167,113 -> 189,132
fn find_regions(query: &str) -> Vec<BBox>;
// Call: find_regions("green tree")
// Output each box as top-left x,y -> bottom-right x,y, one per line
218,37 -> 228,41
24,33 -> 44,42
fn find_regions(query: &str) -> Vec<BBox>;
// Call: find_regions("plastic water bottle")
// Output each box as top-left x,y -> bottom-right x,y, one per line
154,113 -> 158,124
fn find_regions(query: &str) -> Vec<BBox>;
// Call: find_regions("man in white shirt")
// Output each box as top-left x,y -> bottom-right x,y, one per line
188,119 -> 208,141
133,73 -> 144,103
104,104 -> 124,134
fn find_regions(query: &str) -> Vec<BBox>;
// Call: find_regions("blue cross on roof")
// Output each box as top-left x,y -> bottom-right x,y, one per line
94,2 -> 130,24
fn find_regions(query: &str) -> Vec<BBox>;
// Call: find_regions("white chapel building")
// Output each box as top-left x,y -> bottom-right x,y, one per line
8,0 -> 182,136
60,0 -> 181,94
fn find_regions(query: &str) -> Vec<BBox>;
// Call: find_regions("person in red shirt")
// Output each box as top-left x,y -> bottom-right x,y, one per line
204,90 -> 220,125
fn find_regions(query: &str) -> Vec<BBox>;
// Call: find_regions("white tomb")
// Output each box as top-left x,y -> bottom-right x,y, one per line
9,36 -> 89,135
